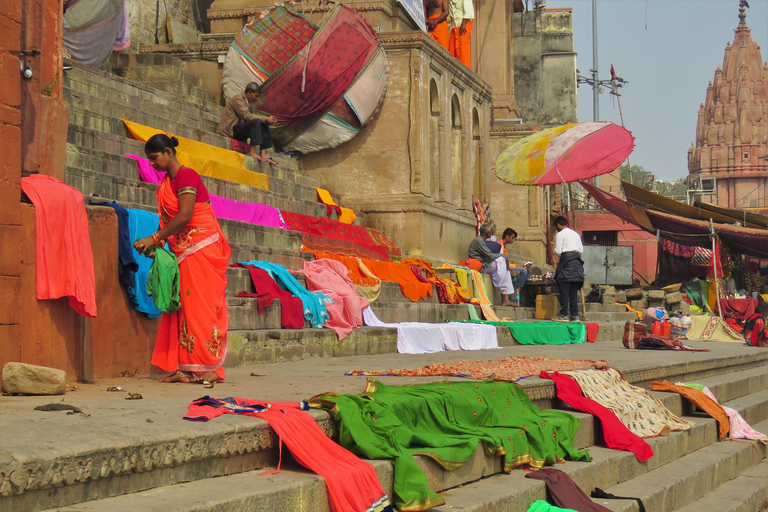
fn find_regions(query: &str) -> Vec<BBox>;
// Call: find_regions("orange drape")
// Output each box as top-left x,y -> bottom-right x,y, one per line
150,175 -> 231,380
651,380 -> 729,440
361,258 -> 433,302
428,14 -> 450,50
449,19 -> 473,68
311,251 -> 379,287
402,258 -> 472,304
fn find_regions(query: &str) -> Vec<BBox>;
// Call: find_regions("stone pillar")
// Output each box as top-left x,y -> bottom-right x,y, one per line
0,0 -> 24,387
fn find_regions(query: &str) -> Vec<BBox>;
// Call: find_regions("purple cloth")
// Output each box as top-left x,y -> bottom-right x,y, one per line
124,155 -> 288,230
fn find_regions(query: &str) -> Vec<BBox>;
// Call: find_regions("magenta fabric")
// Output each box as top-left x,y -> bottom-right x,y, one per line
125,155 -> 288,230
540,371 -> 654,462
294,259 -> 369,340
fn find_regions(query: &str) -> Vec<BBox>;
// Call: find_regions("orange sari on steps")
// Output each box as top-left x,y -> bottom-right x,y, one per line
150,174 -> 232,380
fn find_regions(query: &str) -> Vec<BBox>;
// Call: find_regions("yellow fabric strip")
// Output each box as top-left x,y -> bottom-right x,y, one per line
316,187 -> 336,206
122,119 -> 269,191
316,187 -> 357,224
469,269 -> 501,321
355,257 -> 381,302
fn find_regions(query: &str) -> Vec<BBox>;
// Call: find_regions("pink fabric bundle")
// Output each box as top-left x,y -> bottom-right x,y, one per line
295,259 -> 369,339
124,155 -> 288,230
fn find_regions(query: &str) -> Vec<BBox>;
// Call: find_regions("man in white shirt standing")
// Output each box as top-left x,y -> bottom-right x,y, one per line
448,0 -> 474,68
553,216 -> 584,321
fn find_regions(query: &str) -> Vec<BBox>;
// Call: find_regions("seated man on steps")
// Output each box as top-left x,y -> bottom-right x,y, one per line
468,223 -> 515,306
216,82 -> 277,164
500,228 -> 532,292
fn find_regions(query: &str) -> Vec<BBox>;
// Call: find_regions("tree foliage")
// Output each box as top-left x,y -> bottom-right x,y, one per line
618,164 -> 686,200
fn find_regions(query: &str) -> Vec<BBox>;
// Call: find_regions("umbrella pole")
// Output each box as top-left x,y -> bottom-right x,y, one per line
710,219 -> 724,316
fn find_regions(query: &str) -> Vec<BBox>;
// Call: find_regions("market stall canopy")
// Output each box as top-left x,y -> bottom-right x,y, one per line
495,122 -> 634,185
221,4 -> 388,154
579,181 -> 654,231
694,201 -> 768,229
63,0 -> 130,67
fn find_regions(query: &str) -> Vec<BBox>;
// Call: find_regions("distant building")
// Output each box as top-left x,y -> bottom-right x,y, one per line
687,1 -> 768,208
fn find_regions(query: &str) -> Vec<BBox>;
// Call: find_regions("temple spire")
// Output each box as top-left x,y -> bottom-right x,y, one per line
739,0 -> 748,22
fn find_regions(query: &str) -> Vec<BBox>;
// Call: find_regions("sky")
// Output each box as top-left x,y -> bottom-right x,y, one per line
545,0 -> 768,181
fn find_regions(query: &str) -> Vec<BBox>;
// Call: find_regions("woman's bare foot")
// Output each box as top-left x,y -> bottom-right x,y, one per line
198,371 -> 222,383
158,371 -> 186,383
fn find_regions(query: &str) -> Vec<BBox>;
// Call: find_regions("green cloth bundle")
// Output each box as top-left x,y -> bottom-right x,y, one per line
527,500 -> 578,512
313,379 -> 590,511
455,319 -> 586,345
146,247 -> 180,313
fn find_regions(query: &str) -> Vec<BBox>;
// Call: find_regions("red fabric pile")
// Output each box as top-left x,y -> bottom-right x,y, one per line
232,263 -> 304,329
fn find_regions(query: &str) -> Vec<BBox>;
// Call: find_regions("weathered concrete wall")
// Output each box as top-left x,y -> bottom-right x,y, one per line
125,0 -> 211,49
12,205 -> 159,383
512,9 -> 577,127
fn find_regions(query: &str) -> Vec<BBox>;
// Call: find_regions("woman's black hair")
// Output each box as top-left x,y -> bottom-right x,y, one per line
145,134 -> 179,155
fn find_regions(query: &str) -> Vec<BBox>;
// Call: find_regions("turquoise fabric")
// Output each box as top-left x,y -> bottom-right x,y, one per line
240,260 -> 329,328
146,247 -> 180,313
126,208 -> 163,318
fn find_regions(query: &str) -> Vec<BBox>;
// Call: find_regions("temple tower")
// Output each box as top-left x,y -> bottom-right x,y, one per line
688,0 -> 768,208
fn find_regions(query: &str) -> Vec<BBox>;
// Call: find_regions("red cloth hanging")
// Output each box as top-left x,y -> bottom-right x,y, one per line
232,263 -> 305,329
21,174 -> 97,317
540,371 -> 654,462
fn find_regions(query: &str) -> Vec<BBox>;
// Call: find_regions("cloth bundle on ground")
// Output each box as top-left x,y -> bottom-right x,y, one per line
540,371 -> 653,462
293,259 -> 370,339
316,187 -> 356,224
126,208 -> 163,318
362,307 -> 498,354
526,468 -> 612,512
184,396 -> 392,512
403,258 -> 472,304
562,368 -> 694,438
281,210 -> 400,261
635,335 -> 710,352
347,355 -> 607,382
683,315 -> 744,343
719,297 -> 759,323
454,319 -> 587,345
240,260 -> 329,328
122,121 -> 270,191
146,247 -> 181,314
222,4 -> 388,153
126,155 -> 288,229
310,251 -> 381,301
527,502 -> 577,512
311,379 -> 591,511
63,0 -> 130,68
361,258 -> 433,302
650,380 -> 729,439
21,174 -> 98,317
676,382 -> 768,443
232,263 -> 304,329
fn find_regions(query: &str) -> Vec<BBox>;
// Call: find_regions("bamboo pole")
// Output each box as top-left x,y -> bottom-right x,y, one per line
710,219 -> 723,316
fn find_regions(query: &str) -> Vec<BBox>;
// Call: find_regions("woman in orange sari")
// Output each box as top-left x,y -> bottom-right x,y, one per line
133,134 -> 231,384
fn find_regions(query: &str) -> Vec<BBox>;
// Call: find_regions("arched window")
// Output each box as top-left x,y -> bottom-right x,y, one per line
472,108 -> 483,199
429,79 -> 440,198
451,94 -> 463,205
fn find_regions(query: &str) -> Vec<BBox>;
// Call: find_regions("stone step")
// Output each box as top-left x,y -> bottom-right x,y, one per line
672,460 -> 768,512
581,311 -> 637,323
594,321 -> 628,343
9,355 -> 768,512
66,124 -> 308,189
585,303 -> 627,313
111,66 -> 216,105
227,241 -> 313,270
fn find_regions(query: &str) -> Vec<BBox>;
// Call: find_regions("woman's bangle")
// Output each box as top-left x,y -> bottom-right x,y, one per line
152,232 -> 161,246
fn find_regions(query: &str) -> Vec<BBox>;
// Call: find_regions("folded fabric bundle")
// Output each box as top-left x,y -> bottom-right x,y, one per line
454,319 -> 586,345
125,208 -> 163,318
125,155 -> 287,230
347,355 -> 607,382
294,259 -> 370,339
540,371 -> 653,462
240,260 -> 329,328
185,396 -> 392,512
526,468 -> 612,512
676,382 -> 768,443
527,502 -> 578,512
146,247 -> 180,314
21,174 -> 98,317
232,263 -> 304,329
363,307 -> 498,353
563,368 -> 694,438
122,120 -> 269,191
651,380 -> 729,439
311,379 -> 591,511
361,258 -> 433,302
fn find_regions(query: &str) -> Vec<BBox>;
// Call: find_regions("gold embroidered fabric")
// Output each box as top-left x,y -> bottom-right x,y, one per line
177,186 -> 197,196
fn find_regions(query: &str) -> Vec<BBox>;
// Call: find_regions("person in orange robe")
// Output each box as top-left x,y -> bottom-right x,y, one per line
448,0 -> 474,68
424,0 -> 450,50
134,134 -> 231,384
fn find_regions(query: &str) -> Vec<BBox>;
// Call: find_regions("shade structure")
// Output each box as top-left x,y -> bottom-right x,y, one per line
495,122 -> 635,186
221,4 -> 388,154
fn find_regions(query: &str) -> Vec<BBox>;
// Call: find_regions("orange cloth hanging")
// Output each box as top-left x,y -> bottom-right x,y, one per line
651,380 -> 729,440
21,174 -> 98,317
361,258 -> 433,302
427,14 -> 450,50
449,19 -> 473,68
150,172 -> 231,381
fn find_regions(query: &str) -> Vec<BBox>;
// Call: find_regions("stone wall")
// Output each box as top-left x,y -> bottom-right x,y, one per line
124,0 -> 210,49
512,9 -> 577,128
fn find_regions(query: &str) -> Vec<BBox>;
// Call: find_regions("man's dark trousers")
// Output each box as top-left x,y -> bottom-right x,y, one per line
233,119 -> 273,149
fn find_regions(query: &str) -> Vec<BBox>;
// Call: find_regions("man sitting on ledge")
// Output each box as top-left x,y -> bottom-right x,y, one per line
468,223 -> 515,306
216,82 -> 277,164
500,228 -> 532,292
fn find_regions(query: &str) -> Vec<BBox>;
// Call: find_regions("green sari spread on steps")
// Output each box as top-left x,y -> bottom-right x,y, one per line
454,319 -> 587,345
311,379 -> 590,511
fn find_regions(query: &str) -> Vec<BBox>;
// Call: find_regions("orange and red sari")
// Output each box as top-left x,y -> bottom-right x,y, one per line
150,176 -> 232,380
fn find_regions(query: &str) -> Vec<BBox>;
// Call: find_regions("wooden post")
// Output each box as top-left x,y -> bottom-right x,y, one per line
710,219 -> 723,316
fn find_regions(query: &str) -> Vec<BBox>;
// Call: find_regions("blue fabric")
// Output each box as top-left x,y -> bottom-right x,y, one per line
89,199 -> 138,289
126,208 -> 163,318
240,260 -> 330,328
485,240 -> 502,253
511,267 -> 530,289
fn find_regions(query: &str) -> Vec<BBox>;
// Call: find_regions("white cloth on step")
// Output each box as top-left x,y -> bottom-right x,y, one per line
362,307 -> 499,354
